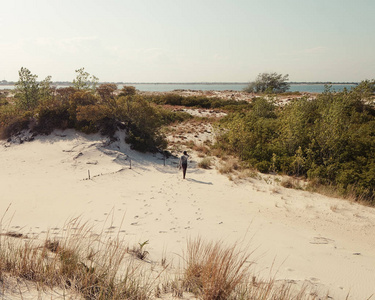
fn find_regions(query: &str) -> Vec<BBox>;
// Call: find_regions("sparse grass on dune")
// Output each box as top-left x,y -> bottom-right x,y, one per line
0,218 -> 333,300
182,237 -> 321,300
0,218 -> 154,300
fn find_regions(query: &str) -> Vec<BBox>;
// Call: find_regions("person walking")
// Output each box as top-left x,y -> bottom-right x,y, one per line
179,151 -> 189,179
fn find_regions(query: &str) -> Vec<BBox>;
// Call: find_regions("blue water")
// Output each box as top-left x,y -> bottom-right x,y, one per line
0,83 -> 358,93
126,83 -> 357,93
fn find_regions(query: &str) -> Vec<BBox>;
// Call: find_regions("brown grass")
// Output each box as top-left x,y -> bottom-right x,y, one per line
281,177 -> 304,190
182,238 -> 324,300
218,158 -> 240,174
183,237 -> 253,300
198,157 -> 213,169
0,218 -> 333,300
0,218 -> 153,299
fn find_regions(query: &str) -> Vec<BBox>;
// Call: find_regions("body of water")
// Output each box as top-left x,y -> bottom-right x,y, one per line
0,83 -> 358,93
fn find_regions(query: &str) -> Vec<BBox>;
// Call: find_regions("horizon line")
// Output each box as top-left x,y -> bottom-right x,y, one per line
0,81 -> 359,85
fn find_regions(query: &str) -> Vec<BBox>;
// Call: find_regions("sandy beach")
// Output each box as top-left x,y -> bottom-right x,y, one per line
1,127 -> 375,299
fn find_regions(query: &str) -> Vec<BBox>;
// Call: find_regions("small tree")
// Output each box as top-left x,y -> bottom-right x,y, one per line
15,67 -> 40,110
72,67 -> 99,92
39,75 -> 54,102
292,146 -> 305,176
119,85 -> 137,97
244,72 -> 290,94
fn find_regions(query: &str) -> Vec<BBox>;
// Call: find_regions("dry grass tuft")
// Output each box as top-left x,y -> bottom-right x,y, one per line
193,144 -> 211,158
183,237 -> 252,299
182,238 -> 322,300
218,158 -> 240,174
198,157 -> 213,169
281,177 -> 304,190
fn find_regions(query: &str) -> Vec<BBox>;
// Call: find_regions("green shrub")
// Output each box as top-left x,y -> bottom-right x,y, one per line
216,83 -> 375,203
34,105 -> 71,135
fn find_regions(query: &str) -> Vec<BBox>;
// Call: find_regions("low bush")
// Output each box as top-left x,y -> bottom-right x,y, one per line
0,111 -> 31,139
145,93 -> 252,111
198,157 -> 212,169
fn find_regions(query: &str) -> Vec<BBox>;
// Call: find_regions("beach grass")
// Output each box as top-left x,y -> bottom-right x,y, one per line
0,218 -> 154,299
0,218 -> 328,299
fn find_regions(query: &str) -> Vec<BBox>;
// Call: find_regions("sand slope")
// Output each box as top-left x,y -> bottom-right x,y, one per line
1,130 -> 375,299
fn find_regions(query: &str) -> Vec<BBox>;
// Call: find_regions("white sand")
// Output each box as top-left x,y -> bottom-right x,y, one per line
1,129 -> 375,299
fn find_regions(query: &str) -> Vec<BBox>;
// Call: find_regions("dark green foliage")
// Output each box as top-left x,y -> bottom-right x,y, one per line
14,67 -> 40,110
121,95 -> 167,152
244,72 -> 290,94
217,82 -> 375,203
157,107 -> 193,124
144,93 -> 252,111
34,103 -> 71,135
119,85 -> 136,97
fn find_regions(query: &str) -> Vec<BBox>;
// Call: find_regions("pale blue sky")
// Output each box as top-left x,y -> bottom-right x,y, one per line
1,0 -> 374,82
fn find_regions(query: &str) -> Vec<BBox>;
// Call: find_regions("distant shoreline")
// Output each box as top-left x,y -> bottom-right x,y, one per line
0,81 -> 359,86
0,82 -> 358,93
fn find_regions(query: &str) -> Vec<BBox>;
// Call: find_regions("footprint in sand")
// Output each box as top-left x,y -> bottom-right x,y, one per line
310,237 -> 334,244
309,277 -> 320,284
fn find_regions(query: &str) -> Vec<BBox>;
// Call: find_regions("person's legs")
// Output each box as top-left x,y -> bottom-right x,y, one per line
182,164 -> 187,179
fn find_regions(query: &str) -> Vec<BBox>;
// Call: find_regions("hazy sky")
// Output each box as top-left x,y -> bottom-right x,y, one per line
1,0 -> 374,82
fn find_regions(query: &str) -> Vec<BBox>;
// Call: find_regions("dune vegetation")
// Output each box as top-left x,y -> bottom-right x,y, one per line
1,67 -> 374,298
1,67 -> 374,203
0,217 -> 323,300
215,82 -> 375,204
1,68 -> 374,204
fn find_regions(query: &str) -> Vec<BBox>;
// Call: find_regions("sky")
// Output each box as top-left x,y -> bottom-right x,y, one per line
1,0 -> 374,82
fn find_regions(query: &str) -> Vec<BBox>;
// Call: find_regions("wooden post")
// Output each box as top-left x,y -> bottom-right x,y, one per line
88,170 -> 90,180
129,159 -> 132,169
164,153 -> 166,166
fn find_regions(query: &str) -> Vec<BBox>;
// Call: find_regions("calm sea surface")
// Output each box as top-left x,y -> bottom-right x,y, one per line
0,83 -> 357,93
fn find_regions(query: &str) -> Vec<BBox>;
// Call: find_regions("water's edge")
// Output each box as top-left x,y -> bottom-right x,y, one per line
0,83 -> 358,93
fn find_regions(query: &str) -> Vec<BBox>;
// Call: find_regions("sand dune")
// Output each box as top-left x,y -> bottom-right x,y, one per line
1,129 -> 375,299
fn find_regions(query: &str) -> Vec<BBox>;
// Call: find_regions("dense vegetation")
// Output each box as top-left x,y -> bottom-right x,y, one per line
216,82 -> 375,203
1,67 -> 375,203
0,68 -> 190,152
144,93 -> 253,111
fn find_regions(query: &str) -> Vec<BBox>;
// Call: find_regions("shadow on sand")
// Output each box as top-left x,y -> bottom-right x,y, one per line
186,178 -> 213,185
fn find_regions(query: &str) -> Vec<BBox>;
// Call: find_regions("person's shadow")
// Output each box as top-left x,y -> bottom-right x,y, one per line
186,178 -> 213,185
